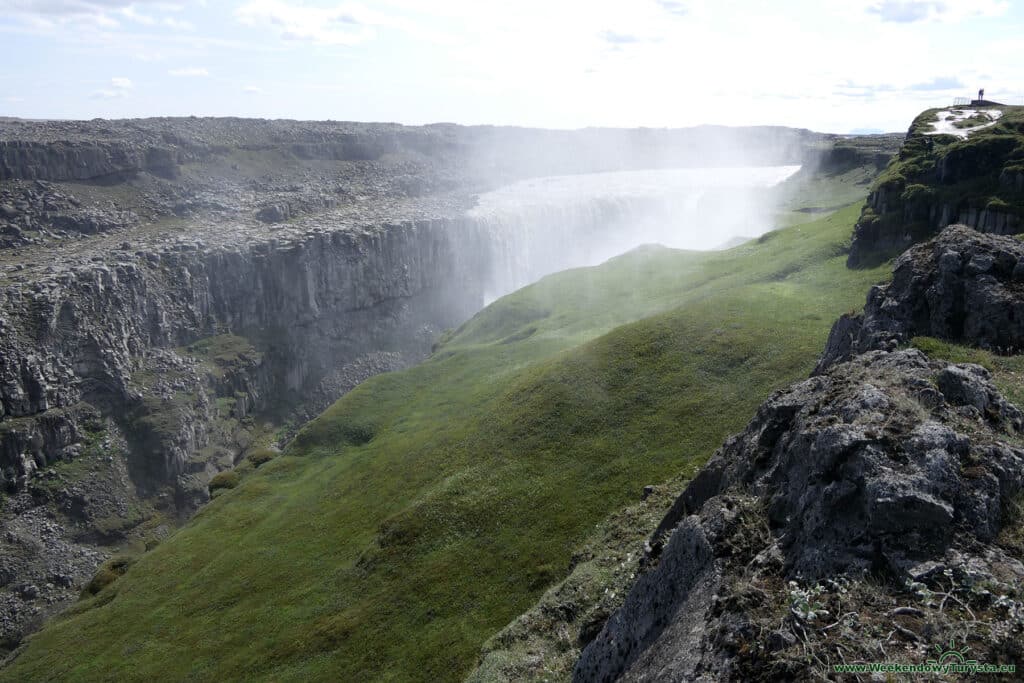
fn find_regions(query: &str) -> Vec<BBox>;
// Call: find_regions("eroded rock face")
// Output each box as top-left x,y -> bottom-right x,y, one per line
848,187 -> 1022,266
817,224 -> 1024,372
575,350 -> 1024,681
0,217 -> 487,494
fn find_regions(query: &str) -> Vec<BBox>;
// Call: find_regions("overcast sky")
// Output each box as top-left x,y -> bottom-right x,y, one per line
1,0 -> 1022,133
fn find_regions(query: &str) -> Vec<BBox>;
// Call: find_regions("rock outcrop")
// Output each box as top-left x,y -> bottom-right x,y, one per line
576,349 -> 1024,681
0,216 -> 490,494
817,224 -> 1024,372
577,226 -> 1024,682
849,183 -> 1022,265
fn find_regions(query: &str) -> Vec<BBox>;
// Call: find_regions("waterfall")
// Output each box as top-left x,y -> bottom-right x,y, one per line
467,166 -> 801,302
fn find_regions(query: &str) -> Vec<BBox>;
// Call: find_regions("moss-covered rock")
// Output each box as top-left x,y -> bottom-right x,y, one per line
81,556 -> 135,598
246,448 -> 277,468
207,470 -> 240,493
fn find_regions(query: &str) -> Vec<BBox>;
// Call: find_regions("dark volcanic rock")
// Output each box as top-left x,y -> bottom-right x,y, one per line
256,203 -> 290,223
575,349 -> 1024,681
817,224 -> 1024,372
0,181 -> 135,246
0,219 -> 488,491
0,140 -> 180,182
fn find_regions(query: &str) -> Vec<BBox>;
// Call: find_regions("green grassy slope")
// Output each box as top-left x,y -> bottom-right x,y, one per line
1,203 -> 889,683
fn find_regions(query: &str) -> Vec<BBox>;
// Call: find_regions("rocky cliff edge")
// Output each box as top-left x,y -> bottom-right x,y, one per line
576,225 -> 1024,681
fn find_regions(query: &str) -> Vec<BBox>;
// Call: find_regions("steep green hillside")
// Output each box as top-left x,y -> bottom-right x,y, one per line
1,202 -> 890,682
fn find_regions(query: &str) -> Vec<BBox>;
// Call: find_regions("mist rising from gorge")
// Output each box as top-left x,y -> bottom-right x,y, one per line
468,164 -> 800,303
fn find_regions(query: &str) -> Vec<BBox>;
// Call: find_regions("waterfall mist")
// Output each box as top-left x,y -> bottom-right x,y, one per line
467,165 -> 801,303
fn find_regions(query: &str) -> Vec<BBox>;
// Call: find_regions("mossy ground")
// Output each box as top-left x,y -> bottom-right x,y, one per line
2,193 -> 892,681
468,473 -> 692,682
182,333 -> 262,379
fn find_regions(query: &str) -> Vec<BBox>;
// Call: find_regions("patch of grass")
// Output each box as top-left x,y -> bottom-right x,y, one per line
127,392 -> 199,446
911,336 -> 1024,409
208,471 -> 240,493
953,112 -> 994,129
247,448 -> 277,468
998,493 -> 1024,556
183,334 -> 261,380
2,200 -> 891,682
91,507 -> 147,540
911,336 -> 998,368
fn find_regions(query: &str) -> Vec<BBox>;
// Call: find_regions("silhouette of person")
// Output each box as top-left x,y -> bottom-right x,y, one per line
979,88 -> 985,101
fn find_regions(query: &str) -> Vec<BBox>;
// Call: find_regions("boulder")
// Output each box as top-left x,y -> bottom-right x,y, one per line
818,224 -> 1024,372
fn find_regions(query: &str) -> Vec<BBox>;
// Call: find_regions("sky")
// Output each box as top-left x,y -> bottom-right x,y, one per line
1,0 -> 1023,133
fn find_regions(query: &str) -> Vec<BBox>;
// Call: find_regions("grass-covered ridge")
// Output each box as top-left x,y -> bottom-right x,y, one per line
2,202 -> 889,682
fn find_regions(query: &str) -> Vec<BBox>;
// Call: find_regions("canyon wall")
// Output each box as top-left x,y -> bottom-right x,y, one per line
1,188 -> 716,505
1,217 -> 490,497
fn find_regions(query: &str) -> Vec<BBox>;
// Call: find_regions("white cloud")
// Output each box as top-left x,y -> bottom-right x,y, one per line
5,1 -> 195,32
864,0 -> 1009,22
119,5 -> 155,25
168,66 -> 208,76
161,16 -> 193,30
234,0 -> 380,45
243,85 -> 264,94
92,76 -> 132,98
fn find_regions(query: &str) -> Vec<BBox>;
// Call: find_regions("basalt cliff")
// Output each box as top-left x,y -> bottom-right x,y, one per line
848,106 -> 1024,266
